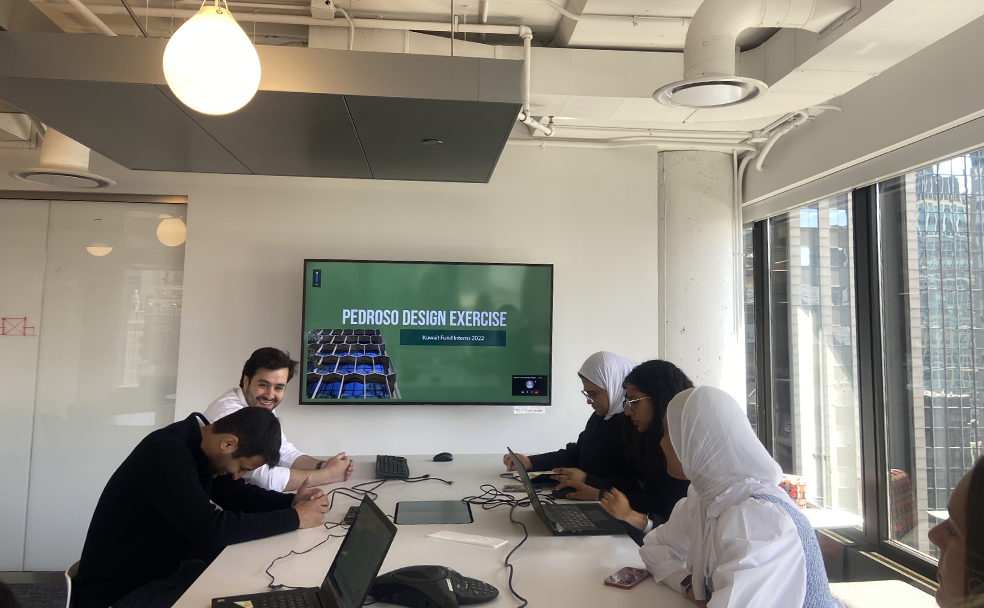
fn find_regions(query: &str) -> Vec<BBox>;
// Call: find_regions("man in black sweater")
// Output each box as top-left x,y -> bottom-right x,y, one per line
72,407 -> 330,608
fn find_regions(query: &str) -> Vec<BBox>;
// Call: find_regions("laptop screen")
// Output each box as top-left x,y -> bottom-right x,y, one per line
507,447 -> 550,522
324,496 -> 398,608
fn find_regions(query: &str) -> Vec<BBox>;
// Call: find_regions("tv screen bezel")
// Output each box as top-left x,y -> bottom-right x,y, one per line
300,258 -> 554,406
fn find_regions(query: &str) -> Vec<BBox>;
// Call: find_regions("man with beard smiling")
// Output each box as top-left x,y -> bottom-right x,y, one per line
72,407 -> 330,608
204,347 -> 354,492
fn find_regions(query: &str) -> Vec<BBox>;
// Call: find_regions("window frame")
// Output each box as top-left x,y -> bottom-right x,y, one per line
747,184 -> 940,579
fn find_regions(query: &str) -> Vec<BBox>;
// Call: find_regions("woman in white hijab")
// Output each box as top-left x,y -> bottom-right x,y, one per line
634,386 -> 836,608
503,351 -> 637,494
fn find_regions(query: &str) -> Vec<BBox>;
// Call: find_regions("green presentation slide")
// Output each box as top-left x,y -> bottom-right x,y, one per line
302,260 -> 553,404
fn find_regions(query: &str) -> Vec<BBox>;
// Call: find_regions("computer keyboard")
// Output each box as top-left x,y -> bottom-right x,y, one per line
253,592 -> 316,608
545,504 -> 595,531
375,454 -> 410,479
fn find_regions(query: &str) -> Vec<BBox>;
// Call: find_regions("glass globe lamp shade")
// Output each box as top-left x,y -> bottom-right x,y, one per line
86,246 -> 113,257
163,4 -> 261,115
157,218 -> 187,247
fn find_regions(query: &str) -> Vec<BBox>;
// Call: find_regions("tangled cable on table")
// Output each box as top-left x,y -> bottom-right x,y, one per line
265,475 -> 453,589
505,505 -> 530,608
461,483 -> 555,510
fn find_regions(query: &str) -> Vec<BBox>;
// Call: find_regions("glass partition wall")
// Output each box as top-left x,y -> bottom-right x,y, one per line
0,199 -> 185,570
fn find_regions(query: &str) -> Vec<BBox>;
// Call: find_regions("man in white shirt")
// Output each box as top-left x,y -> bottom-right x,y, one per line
204,347 -> 354,491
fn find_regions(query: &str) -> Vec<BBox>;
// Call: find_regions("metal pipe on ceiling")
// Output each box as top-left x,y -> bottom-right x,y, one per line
507,138 -> 757,152
61,0 -> 117,35
174,0 -> 309,9
37,3 -> 527,33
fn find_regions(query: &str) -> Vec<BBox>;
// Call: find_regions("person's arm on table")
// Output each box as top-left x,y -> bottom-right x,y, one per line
502,440 -> 581,472
139,443 -> 301,549
282,454 -> 355,490
248,450 -> 354,492
638,495 -> 695,599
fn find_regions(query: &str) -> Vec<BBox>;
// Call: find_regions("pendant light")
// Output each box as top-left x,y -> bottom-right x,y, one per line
86,246 -> 113,257
163,0 -> 261,115
156,217 -> 187,247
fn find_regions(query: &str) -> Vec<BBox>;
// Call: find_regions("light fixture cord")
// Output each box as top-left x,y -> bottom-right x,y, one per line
120,0 -> 148,36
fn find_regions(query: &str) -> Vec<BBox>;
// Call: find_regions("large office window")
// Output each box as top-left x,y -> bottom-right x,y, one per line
744,225 -> 757,434
878,151 -> 984,558
748,146 -> 984,573
766,196 -> 863,516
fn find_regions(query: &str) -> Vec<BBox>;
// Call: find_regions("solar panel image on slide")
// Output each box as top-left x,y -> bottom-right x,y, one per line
305,329 -> 400,400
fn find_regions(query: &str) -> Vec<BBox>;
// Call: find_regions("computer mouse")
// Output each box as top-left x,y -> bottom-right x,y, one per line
433,452 -> 453,462
551,486 -> 576,499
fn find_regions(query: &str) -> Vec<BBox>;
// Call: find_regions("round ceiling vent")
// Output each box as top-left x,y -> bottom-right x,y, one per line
653,75 -> 768,109
11,168 -> 115,189
9,128 -> 115,189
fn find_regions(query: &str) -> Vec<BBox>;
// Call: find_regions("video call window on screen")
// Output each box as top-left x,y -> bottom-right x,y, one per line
301,260 -> 553,406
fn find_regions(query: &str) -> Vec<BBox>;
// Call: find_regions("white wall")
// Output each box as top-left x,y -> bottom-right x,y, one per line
0,145 -> 662,458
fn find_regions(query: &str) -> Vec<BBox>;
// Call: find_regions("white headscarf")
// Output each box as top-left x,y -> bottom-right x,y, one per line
577,351 -> 638,420
667,386 -> 785,601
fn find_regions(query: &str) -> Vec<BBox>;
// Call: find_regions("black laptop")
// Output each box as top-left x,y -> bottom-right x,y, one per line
507,447 -> 625,536
213,495 -> 397,608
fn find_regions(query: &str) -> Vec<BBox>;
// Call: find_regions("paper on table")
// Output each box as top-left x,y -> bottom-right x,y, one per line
428,530 -> 508,549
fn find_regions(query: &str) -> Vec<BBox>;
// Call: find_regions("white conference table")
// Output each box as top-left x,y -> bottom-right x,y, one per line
175,454 -> 690,608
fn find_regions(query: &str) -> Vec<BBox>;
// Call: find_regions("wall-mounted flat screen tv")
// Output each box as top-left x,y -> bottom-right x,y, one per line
301,260 -> 553,405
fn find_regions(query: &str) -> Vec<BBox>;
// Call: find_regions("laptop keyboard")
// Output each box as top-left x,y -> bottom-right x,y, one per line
545,504 -> 595,530
253,592 -> 316,608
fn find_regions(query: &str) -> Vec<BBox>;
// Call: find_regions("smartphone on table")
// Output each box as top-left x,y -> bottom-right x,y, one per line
604,567 -> 651,589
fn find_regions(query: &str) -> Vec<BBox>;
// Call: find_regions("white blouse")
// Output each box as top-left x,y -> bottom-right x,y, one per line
640,484 -> 808,608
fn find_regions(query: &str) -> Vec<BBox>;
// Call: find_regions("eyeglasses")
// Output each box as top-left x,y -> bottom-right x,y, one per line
623,396 -> 650,409
580,390 -> 597,404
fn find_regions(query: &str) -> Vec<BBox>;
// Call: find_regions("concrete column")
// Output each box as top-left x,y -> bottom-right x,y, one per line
658,150 -> 744,403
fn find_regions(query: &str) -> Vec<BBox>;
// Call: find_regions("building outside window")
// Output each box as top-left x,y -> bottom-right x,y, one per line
878,150 -> 984,559
744,225 -> 757,434
764,195 -> 863,517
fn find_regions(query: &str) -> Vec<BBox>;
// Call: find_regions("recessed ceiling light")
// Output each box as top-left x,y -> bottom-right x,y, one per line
653,75 -> 767,109
421,139 -> 443,146
10,129 -> 115,188
11,169 -> 115,188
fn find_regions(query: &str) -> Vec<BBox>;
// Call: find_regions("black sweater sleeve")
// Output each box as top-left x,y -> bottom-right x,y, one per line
139,440 -> 299,548
527,441 -> 580,472
211,476 -> 296,514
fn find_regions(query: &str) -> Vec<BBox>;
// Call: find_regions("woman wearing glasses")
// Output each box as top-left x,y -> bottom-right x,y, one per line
503,351 -> 637,489
555,359 -> 692,542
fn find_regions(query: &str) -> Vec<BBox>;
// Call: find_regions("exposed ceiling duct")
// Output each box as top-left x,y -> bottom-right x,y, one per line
10,128 -> 115,188
654,0 -> 857,109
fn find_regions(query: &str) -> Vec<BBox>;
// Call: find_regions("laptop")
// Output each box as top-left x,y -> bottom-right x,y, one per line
212,495 -> 397,608
507,447 -> 625,536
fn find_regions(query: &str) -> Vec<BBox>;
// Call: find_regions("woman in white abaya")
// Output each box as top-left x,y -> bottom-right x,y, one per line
635,386 -> 838,608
